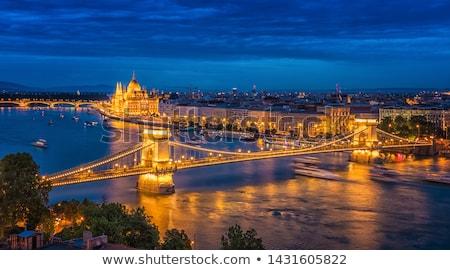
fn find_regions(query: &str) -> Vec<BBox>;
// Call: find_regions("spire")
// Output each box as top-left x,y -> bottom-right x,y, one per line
115,82 -> 123,99
132,70 -> 136,80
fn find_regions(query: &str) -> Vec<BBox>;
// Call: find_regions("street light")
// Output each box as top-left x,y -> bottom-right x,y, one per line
416,124 -> 420,140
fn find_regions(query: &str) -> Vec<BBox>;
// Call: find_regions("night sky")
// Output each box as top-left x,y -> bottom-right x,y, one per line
1,0 -> 449,91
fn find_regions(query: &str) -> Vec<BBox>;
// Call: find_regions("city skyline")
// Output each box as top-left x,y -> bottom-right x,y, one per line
1,0 -> 450,91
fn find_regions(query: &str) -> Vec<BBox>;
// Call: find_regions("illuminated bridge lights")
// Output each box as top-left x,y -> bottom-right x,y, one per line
47,127 -> 433,186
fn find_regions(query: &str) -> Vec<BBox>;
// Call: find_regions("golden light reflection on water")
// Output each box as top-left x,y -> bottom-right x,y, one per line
213,191 -> 226,216
136,155 -> 430,249
338,164 -> 379,248
104,132 -> 450,249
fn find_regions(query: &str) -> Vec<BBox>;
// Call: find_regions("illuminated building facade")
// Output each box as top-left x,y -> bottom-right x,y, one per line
111,72 -> 159,116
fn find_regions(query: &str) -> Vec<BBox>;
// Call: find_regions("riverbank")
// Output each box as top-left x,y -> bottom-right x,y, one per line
97,107 -> 169,128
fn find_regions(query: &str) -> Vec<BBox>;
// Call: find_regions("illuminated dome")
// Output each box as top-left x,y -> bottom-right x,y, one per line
127,71 -> 141,92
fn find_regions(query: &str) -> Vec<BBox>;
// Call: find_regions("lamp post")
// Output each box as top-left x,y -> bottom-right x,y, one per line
416,124 -> 420,140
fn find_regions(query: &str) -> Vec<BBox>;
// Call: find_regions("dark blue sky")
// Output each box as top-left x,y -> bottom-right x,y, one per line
1,0 -> 449,91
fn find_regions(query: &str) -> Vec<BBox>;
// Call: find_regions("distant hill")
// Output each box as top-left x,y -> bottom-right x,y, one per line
0,81 -> 44,92
0,81 -> 113,93
47,84 -> 113,93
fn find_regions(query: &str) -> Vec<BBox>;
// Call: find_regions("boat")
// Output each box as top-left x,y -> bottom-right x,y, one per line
84,121 -> 95,127
31,138 -> 48,148
423,173 -> 450,185
48,120 -> 54,126
186,136 -> 202,145
369,166 -> 402,183
292,156 -> 342,181
239,133 -> 256,141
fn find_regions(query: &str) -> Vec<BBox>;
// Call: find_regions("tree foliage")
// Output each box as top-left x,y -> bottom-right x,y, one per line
379,115 -> 444,139
161,228 -> 192,250
55,200 -> 161,249
122,207 -> 160,250
221,224 -> 265,250
0,152 -> 52,238
53,199 -> 82,224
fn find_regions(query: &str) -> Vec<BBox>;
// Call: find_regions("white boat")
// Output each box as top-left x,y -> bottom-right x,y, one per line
31,138 -> 48,148
292,156 -> 342,181
369,166 -> 402,183
423,173 -> 450,185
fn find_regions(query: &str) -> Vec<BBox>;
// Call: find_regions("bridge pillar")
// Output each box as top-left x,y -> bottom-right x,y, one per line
352,119 -> 378,146
366,120 -> 378,143
350,119 -> 381,164
137,128 -> 176,194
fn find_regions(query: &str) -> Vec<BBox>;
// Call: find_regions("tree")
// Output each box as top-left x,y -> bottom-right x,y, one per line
161,229 -> 192,250
81,202 -> 128,245
378,116 -> 394,132
0,152 -> 52,238
69,200 -> 161,249
123,207 -> 160,250
221,224 -> 265,250
53,199 -> 81,224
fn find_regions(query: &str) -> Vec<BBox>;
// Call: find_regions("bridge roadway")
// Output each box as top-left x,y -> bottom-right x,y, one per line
45,141 -> 153,182
0,99 -> 99,108
44,126 -> 434,186
50,166 -> 176,187
47,139 -> 433,187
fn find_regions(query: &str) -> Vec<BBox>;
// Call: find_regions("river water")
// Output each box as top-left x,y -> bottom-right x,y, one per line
1,107 -> 450,250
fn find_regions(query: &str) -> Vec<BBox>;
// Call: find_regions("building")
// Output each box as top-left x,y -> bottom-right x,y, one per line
317,105 -> 352,136
10,230 -> 44,250
111,72 -> 159,116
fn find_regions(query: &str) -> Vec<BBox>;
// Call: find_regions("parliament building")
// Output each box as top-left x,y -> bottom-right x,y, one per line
111,72 -> 159,116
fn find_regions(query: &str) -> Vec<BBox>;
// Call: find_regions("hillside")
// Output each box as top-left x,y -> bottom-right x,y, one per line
0,81 -> 113,93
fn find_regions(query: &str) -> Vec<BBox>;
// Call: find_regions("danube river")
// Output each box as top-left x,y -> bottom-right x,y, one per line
1,107 -> 450,250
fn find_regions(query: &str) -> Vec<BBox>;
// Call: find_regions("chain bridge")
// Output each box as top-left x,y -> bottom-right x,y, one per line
43,122 -> 433,194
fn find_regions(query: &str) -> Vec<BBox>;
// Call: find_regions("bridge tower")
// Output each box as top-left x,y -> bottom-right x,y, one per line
350,119 -> 381,163
137,128 -> 176,194
366,119 -> 378,143
352,119 -> 378,145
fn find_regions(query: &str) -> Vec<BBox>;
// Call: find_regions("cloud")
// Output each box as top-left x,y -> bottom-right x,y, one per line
1,0 -> 449,60
0,0 -> 449,89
